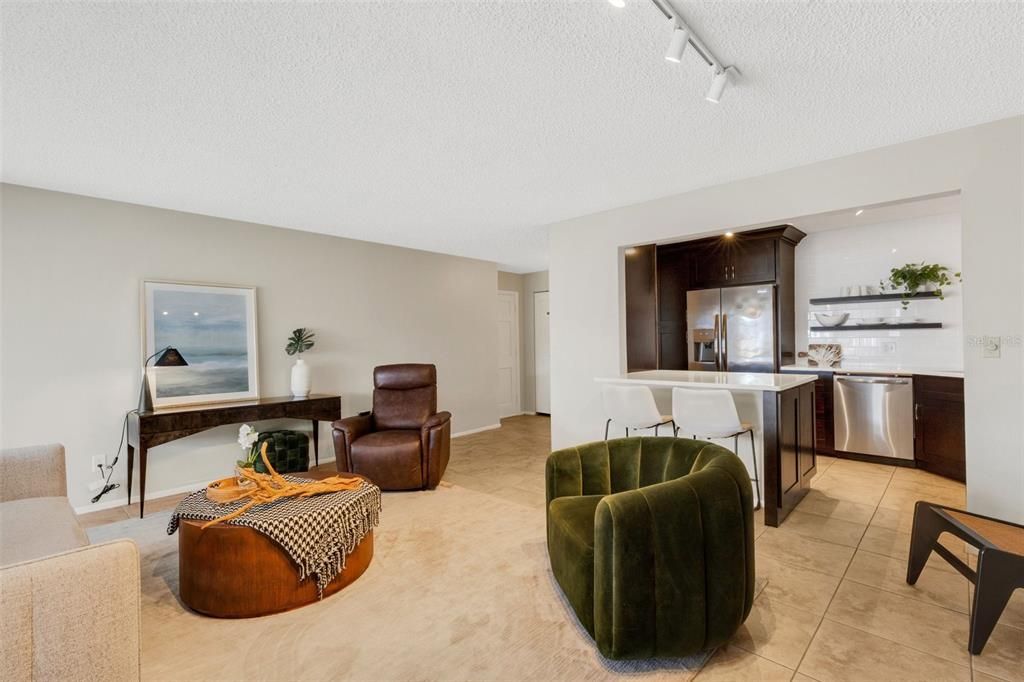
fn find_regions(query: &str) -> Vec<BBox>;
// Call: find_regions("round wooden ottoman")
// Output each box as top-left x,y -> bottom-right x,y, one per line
177,471 -> 374,618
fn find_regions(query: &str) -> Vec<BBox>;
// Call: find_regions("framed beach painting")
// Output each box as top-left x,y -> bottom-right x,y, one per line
142,280 -> 259,408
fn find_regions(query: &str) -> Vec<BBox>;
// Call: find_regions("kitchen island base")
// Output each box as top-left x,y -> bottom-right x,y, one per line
596,371 -> 819,527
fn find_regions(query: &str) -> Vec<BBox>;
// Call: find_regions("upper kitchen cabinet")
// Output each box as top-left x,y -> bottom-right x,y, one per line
689,243 -> 729,288
691,233 -> 778,288
731,235 -> 778,284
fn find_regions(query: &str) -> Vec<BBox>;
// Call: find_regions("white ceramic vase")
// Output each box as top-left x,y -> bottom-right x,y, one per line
290,358 -> 311,398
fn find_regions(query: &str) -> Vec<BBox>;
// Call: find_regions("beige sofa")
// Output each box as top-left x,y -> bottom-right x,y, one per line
0,444 -> 141,681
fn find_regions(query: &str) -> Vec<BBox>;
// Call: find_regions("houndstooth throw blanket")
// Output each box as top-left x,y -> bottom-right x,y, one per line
168,476 -> 381,597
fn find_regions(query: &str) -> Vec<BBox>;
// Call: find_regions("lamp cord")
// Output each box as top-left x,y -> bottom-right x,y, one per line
91,409 -> 136,504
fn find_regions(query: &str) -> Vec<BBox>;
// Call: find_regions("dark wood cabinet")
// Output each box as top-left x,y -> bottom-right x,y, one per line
656,244 -> 690,370
690,244 -> 729,289
623,225 -> 804,373
731,236 -> 777,284
914,375 -> 966,482
653,225 -> 804,371
624,244 -> 658,372
801,371 -> 836,455
790,370 -> 964,482
689,235 -> 777,288
764,381 -> 817,526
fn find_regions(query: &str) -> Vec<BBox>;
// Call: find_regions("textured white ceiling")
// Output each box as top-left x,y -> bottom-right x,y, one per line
2,1 -> 1022,272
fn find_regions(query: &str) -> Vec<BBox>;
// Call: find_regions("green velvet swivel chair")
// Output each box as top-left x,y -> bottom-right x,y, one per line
545,437 -> 755,660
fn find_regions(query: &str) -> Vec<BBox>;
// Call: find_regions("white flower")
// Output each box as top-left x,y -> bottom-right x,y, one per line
237,424 -> 258,450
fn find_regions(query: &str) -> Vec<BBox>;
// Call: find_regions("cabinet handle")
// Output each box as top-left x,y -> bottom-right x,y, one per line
914,403 -> 920,420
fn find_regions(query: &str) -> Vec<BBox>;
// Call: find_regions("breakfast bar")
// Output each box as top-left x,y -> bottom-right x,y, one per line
596,370 -> 819,527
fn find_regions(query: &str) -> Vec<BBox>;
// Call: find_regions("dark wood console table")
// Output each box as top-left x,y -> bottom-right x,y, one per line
127,394 -> 341,517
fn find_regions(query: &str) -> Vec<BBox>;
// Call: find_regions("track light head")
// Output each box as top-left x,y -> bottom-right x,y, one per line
705,67 -> 732,104
665,26 -> 690,63
607,0 -> 626,7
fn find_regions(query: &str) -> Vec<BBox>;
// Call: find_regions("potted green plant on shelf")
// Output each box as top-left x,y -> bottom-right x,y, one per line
286,327 -> 316,397
881,262 -> 962,309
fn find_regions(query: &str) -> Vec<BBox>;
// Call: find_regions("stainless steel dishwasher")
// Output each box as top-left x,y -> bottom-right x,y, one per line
834,374 -> 915,460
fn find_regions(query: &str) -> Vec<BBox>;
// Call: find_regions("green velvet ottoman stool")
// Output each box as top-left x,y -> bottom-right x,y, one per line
545,436 -> 755,660
253,430 -> 310,474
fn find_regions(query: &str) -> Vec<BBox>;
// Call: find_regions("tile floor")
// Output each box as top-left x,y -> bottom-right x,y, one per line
80,415 -> 1023,681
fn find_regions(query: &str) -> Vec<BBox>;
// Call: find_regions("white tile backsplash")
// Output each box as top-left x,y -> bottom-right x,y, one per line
796,212 -> 963,370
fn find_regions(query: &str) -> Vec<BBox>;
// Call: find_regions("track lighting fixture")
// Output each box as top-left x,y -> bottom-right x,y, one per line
705,67 -> 732,104
665,26 -> 689,63
608,0 -> 739,104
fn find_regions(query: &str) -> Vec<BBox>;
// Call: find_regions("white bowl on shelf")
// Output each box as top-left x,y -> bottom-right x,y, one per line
813,312 -> 849,327
857,317 -> 884,325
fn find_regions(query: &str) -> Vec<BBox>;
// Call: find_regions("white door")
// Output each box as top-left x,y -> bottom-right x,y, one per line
496,290 -> 521,418
534,291 -> 551,414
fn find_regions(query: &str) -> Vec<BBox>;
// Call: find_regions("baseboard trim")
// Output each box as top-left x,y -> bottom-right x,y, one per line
452,423 -> 501,438
74,455 -> 338,514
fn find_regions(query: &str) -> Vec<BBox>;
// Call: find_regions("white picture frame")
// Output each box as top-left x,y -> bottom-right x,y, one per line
141,280 -> 259,408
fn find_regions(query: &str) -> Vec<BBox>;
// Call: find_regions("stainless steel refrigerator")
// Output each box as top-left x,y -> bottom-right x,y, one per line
686,285 -> 776,373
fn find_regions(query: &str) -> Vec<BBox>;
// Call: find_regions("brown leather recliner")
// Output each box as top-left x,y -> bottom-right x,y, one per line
332,364 -> 451,490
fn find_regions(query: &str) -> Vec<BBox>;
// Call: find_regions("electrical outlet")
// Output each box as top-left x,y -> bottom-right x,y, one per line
87,479 -> 106,492
90,455 -> 107,476
983,336 -> 1001,359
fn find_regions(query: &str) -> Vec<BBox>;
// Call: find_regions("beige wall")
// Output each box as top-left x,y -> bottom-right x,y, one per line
548,116 -> 1024,523
497,270 -> 549,413
1,184 -> 500,509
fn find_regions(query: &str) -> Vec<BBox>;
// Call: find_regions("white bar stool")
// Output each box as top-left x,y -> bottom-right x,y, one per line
671,387 -> 762,510
601,384 -> 674,439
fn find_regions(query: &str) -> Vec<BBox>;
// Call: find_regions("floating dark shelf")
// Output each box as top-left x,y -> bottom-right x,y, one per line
810,322 -> 943,332
810,292 -> 941,305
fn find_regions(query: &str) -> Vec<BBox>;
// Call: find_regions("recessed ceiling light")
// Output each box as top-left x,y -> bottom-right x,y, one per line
665,27 -> 690,63
855,209 -> 864,216
607,0 -> 625,7
725,232 -> 735,237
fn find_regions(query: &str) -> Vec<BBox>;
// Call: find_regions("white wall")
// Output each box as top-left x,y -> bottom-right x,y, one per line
1,184 -> 500,509
548,116 -> 1024,523
796,213 -> 963,369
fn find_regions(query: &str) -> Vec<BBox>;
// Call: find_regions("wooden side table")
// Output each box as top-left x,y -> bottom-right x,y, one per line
906,501 -> 1024,654
127,394 -> 341,517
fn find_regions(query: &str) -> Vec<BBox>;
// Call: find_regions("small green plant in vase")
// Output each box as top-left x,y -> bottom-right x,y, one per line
881,262 -> 962,309
286,328 -> 316,397
286,328 -> 316,356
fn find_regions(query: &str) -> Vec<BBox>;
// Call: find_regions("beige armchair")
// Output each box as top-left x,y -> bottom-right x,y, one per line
0,444 -> 141,681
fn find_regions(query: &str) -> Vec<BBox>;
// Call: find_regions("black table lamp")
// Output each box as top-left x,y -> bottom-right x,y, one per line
138,346 -> 188,412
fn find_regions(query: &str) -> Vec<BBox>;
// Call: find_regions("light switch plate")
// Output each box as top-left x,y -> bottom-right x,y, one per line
983,336 -> 1001,359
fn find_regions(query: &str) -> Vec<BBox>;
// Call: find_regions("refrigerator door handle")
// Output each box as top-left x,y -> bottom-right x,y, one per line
713,313 -> 721,370
721,313 -> 729,371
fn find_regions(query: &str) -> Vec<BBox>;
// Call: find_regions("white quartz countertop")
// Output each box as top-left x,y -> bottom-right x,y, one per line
780,363 -> 964,379
596,370 -> 818,392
